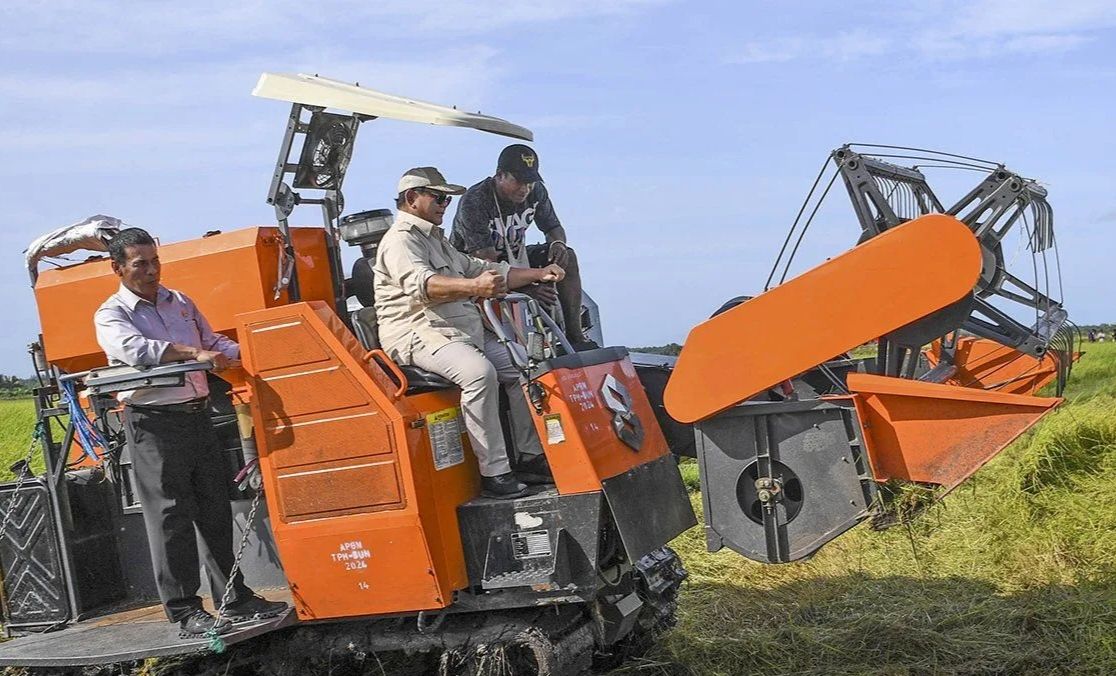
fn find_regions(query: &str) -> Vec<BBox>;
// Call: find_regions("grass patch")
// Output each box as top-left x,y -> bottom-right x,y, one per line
848,342 -> 878,359
0,399 -> 41,481
678,458 -> 701,492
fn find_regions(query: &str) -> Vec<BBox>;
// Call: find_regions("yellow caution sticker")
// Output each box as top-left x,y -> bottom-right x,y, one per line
426,407 -> 464,470
544,414 -> 566,445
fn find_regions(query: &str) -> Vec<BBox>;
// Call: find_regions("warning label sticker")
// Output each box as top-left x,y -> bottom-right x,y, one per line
544,414 -> 566,445
427,407 -> 464,470
511,530 -> 553,560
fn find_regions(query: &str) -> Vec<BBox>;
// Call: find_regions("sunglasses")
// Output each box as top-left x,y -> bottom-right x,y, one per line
417,188 -> 452,206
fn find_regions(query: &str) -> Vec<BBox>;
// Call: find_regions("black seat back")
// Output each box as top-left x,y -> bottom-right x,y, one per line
350,257 -> 376,308
351,306 -> 381,351
347,260 -> 454,394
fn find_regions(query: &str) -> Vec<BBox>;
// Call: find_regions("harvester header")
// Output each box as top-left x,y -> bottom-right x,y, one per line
666,143 -> 1074,564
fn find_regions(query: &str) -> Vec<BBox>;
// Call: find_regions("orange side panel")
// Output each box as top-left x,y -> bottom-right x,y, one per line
238,301 -> 473,621
532,356 -> 670,494
664,214 -> 983,424
926,337 -> 1060,396
405,389 -> 481,597
34,226 -> 333,373
847,373 -> 1060,492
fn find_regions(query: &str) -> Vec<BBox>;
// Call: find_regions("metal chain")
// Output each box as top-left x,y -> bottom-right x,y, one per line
0,421 -> 45,547
205,486 -> 264,652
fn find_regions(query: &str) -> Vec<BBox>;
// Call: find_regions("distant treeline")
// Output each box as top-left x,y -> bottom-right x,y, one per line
0,375 -> 37,398
631,343 -> 683,356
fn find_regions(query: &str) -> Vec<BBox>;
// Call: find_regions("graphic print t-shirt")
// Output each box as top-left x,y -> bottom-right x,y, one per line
449,177 -> 561,266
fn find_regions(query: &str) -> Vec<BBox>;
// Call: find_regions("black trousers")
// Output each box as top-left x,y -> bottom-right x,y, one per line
123,405 -> 252,622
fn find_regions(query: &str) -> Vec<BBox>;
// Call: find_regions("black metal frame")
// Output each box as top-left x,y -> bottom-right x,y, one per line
696,397 -> 877,563
265,103 -> 372,315
825,145 -> 1070,377
0,344 -> 120,633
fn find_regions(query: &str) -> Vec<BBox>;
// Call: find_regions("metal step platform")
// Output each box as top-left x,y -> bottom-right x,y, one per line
0,590 -> 293,667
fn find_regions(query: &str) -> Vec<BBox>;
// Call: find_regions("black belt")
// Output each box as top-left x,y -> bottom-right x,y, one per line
127,398 -> 209,414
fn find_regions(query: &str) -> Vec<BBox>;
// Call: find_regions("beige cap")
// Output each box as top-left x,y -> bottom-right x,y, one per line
396,167 -> 466,195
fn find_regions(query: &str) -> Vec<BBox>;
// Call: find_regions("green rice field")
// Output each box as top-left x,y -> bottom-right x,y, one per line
638,340 -> 1116,675
0,400 -> 39,480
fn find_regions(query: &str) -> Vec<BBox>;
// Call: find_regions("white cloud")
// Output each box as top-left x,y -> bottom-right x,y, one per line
5,127 -> 251,151
915,30 -> 1093,60
1,45 -> 507,176
522,113 -> 626,130
0,46 -> 505,109
729,31 -> 891,65
827,31 -> 893,60
1001,33 -> 1091,53
729,38 -> 806,64
406,0 -> 669,34
0,0 -> 669,54
0,0 -> 654,165
727,0 -> 1112,66
947,0 -> 1116,38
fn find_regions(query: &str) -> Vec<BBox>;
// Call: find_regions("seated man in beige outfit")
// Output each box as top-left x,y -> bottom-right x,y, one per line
374,167 -> 565,499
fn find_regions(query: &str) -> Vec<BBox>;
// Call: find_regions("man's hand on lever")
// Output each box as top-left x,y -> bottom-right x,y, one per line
503,264 -> 565,303
537,263 -> 565,284
161,344 -> 232,371
473,270 -> 509,298
517,263 -> 565,305
195,349 -> 231,371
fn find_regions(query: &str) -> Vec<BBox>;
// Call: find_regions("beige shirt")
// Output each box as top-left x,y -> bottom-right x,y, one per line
374,211 -> 510,363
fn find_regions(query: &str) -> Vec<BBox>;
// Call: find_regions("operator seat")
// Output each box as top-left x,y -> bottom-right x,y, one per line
349,257 -> 455,394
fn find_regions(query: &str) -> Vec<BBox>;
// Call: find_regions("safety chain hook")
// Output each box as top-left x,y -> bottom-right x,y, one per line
206,486 -> 265,654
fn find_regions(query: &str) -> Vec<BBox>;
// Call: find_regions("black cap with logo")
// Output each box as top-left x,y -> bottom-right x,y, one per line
497,144 -> 542,183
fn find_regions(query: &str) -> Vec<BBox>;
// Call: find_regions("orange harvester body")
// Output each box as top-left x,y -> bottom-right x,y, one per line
28,221 -> 687,622
33,227 -> 334,373
236,301 -> 474,619
530,359 -> 671,494
233,301 -> 677,619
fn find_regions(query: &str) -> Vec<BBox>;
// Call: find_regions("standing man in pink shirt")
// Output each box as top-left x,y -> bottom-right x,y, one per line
94,227 -> 286,638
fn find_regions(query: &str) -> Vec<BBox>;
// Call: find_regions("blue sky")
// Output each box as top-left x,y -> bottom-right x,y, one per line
2,0 -> 1114,375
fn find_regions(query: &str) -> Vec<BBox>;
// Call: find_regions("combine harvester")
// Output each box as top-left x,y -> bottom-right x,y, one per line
0,74 -> 1076,674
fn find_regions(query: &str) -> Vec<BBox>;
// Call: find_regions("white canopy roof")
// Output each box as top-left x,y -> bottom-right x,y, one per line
252,72 -> 533,141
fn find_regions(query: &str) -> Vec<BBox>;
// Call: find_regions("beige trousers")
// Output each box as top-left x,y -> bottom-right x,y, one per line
410,334 -> 544,477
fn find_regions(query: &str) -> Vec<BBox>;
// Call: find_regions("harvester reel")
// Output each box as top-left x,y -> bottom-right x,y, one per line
771,144 -> 1071,370
976,242 -> 1007,298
